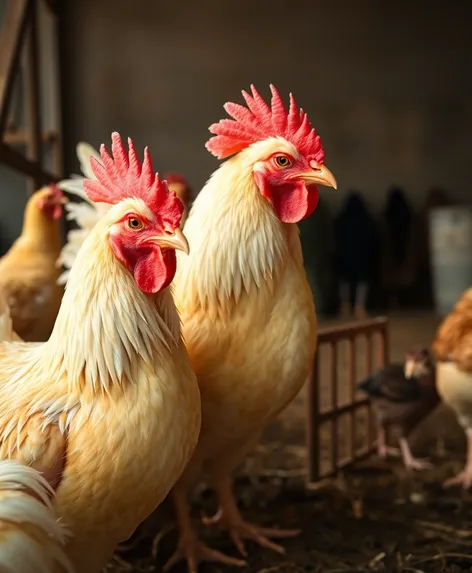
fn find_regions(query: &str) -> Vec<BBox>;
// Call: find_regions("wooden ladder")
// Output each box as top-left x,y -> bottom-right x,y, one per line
0,0 -> 62,193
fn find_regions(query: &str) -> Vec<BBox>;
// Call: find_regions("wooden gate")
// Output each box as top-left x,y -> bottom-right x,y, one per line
306,317 -> 389,487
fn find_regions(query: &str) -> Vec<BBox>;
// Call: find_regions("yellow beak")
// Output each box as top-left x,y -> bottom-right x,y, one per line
296,164 -> 338,190
146,228 -> 190,255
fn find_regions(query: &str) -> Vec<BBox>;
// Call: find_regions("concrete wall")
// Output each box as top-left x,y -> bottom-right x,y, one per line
60,0 -> 472,214
2,0 -> 471,249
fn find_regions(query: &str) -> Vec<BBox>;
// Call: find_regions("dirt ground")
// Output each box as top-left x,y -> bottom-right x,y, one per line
105,312 -> 472,573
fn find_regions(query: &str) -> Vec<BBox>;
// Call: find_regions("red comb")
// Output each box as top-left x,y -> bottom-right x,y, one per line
84,132 -> 183,226
206,84 -> 325,163
47,183 -> 63,198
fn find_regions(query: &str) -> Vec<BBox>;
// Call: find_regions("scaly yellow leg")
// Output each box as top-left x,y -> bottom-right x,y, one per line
164,486 -> 246,573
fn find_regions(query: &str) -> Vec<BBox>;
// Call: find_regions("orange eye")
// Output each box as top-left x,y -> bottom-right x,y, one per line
273,155 -> 292,168
127,217 -> 144,231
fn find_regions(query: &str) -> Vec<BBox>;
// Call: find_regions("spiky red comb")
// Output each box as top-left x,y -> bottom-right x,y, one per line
84,132 -> 183,226
205,84 -> 325,163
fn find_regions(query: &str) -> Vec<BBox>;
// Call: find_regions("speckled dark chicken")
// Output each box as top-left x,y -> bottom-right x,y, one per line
359,348 -> 440,470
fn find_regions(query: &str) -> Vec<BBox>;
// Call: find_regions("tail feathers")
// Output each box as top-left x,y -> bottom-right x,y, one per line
76,141 -> 102,180
0,291 -> 22,342
57,175 -> 90,203
56,141 -> 102,202
56,141 -> 108,286
0,460 -> 72,573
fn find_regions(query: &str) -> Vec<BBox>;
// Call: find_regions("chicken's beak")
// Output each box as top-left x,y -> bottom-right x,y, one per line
59,195 -> 69,205
296,164 -> 338,190
404,359 -> 415,379
147,228 -> 190,255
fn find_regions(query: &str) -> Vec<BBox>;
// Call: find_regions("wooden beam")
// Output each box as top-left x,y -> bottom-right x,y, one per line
0,142 -> 58,185
0,0 -> 32,138
23,0 -> 42,193
3,129 -> 57,145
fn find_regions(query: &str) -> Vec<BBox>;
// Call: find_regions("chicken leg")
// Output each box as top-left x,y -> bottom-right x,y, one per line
203,470 -> 300,557
399,437 -> 433,471
444,431 -> 472,489
163,485 -> 246,573
376,427 -> 401,459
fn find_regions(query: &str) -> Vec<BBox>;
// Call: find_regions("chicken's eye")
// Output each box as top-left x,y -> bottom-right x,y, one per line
127,217 -> 144,231
273,155 -> 292,168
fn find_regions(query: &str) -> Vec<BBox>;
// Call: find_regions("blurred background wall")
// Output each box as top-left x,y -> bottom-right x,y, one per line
1,0 -> 471,314
58,0 -> 471,212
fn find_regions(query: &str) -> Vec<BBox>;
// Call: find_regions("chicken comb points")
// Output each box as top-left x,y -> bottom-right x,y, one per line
83,132 -> 183,227
205,84 -> 325,163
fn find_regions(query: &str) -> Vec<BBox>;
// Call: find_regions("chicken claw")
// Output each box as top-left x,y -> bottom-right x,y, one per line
377,444 -> 401,459
443,468 -> 472,490
399,437 -> 433,471
404,457 -> 434,471
163,535 -> 246,573
203,510 -> 300,557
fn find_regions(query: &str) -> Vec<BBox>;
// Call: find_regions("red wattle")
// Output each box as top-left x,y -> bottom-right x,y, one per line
110,233 -> 178,294
133,249 -> 177,294
254,173 -> 319,223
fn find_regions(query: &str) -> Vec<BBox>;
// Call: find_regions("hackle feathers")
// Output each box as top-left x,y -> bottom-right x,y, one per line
176,145 -> 295,316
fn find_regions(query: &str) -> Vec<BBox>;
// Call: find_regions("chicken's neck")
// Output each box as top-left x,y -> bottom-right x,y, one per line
16,199 -> 62,253
43,222 -> 181,393
180,158 -> 303,311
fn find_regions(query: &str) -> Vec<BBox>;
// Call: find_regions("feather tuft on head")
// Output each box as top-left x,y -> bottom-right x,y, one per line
206,84 -> 325,163
84,132 -> 183,227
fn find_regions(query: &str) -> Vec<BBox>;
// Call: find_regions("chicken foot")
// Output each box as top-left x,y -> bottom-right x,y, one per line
444,431 -> 472,489
164,486 -> 246,573
399,437 -> 433,471
203,471 -> 300,557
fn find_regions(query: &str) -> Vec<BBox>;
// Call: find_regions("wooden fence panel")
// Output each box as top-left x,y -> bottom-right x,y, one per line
306,317 -> 389,486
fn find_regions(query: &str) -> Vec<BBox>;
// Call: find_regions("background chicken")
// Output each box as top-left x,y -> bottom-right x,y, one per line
0,133 -> 200,573
381,186 -> 419,308
164,172 -> 193,226
433,287 -> 472,488
335,191 -> 377,320
358,348 -> 439,470
164,85 -> 337,572
0,184 -> 67,341
0,458 -> 72,573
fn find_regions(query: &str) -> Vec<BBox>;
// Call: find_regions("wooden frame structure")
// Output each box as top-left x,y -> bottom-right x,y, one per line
0,0 -> 62,192
306,317 -> 389,487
